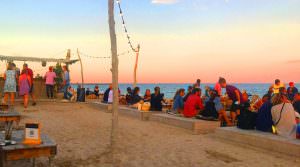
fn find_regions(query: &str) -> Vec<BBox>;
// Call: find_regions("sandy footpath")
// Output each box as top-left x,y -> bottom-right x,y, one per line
5,102 -> 299,167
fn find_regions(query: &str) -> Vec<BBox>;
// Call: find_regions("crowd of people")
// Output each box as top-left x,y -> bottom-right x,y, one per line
100,78 -> 300,139
102,84 -> 165,111
2,62 -> 76,108
3,62 -> 299,139
3,63 -> 37,108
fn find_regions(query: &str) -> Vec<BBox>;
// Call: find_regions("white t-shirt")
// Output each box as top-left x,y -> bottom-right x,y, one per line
108,90 -> 113,103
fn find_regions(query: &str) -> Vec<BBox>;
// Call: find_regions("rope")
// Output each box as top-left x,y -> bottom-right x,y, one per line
79,50 -> 131,59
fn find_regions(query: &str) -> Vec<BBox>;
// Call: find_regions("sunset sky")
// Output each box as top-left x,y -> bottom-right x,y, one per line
0,0 -> 300,83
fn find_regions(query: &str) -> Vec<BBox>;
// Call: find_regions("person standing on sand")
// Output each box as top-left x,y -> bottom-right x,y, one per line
11,63 -> 20,97
219,77 -> 245,124
3,63 -> 17,106
44,66 -> 57,99
214,78 -> 222,96
62,66 -> 70,100
19,69 -> 32,108
103,84 -> 112,103
23,64 -> 36,106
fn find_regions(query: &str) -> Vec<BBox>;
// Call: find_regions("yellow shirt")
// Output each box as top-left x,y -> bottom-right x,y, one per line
273,83 -> 285,94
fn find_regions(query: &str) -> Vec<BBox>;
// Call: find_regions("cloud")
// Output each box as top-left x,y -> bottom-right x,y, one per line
151,0 -> 179,5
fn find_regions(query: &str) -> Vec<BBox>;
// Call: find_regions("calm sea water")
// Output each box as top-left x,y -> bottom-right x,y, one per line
72,83 -> 300,99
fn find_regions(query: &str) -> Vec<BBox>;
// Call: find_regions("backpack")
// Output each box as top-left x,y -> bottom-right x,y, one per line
200,100 -> 219,119
237,104 -> 257,130
256,101 -> 273,132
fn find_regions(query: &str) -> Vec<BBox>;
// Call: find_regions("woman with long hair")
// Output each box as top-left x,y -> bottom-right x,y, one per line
144,89 -> 151,102
19,69 -> 32,108
271,93 -> 298,138
131,87 -> 142,104
3,63 -> 17,106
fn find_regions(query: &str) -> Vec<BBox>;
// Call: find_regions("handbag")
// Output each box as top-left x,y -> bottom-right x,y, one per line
272,103 -> 285,134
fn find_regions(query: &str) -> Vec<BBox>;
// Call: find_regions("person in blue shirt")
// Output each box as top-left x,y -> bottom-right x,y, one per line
172,89 -> 185,114
62,66 -> 70,99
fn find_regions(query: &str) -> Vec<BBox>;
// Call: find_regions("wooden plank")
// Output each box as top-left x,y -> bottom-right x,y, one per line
0,117 -> 20,122
5,147 -> 54,161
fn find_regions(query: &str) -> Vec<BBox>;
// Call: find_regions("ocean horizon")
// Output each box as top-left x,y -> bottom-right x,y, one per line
71,83 -> 300,99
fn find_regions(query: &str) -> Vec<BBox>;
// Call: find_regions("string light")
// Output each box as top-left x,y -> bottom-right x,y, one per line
79,50 -> 131,59
116,0 -> 138,52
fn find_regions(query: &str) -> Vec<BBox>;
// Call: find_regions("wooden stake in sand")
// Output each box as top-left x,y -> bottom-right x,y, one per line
133,44 -> 140,88
108,0 -> 119,150
76,49 -> 84,88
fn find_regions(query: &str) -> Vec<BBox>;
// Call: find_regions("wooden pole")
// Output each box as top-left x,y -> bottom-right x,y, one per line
76,49 -> 84,88
108,0 -> 119,151
133,44 -> 140,88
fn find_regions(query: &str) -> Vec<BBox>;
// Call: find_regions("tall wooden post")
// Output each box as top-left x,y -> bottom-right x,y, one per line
133,44 -> 140,88
76,49 -> 84,88
108,0 -> 119,151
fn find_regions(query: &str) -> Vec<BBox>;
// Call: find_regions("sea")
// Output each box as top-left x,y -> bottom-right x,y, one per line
72,83 -> 300,99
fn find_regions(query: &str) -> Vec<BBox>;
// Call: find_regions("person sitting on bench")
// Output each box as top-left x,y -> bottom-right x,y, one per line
293,93 -> 300,115
172,88 -> 185,114
271,93 -> 298,138
183,88 -> 204,118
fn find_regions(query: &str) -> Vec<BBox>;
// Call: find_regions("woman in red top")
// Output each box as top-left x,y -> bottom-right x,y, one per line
19,69 -> 32,108
183,88 -> 204,118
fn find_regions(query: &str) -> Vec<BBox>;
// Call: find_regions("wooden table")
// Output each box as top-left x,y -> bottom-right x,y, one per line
0,111 -> 21,123
0,111 -> 21,140
0,131 -> 57,167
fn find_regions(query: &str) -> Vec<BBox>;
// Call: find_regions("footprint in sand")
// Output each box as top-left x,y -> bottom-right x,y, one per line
205,150 -> 240,164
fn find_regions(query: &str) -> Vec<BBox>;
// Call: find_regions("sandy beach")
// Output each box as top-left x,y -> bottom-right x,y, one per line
0,101 -> 296,167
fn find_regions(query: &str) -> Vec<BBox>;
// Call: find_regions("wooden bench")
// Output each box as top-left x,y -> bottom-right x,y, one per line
0,131 -> 57,167
150,114 -> 220,134
90,102 -> 153,121
90,102 -> 220,134
214,127 -> 300,157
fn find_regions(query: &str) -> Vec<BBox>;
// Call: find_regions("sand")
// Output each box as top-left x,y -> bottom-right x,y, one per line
5,101 -> 299,167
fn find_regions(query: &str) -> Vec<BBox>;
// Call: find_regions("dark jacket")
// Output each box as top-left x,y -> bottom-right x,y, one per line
150,93 -> 164,111
103,88 -> 110,103
256,101 -> 273,132
131,94 -> 142,104
293,101 -> 300,115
